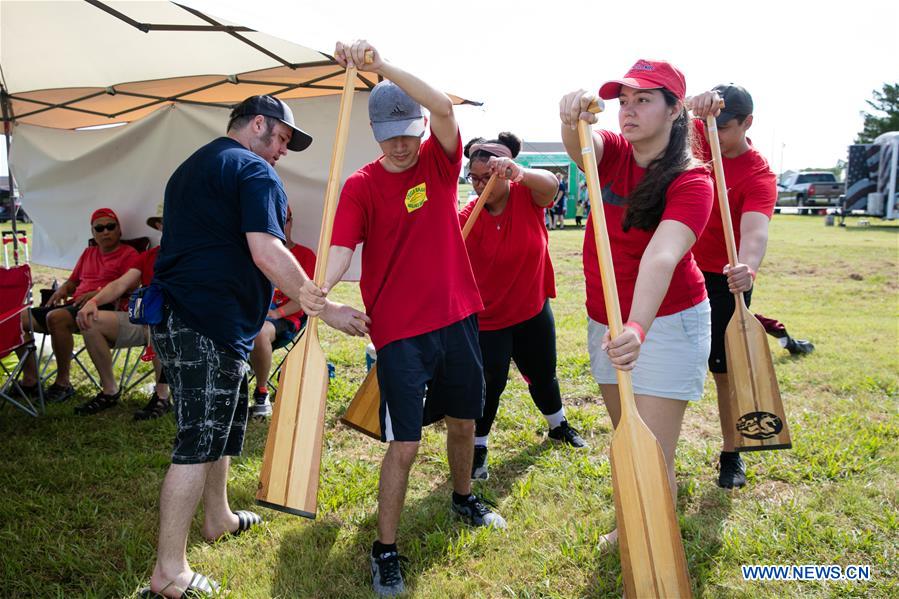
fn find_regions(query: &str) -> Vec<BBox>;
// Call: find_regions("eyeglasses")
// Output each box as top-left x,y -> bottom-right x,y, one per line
466,173 -> 491,186
93,223 -> 118,233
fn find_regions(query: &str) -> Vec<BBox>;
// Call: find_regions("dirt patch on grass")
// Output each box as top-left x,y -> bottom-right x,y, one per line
564,395 -> 602,408
747,480 -> 797,506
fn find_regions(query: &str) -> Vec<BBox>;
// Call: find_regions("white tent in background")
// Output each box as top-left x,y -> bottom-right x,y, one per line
0,0 -> 478,269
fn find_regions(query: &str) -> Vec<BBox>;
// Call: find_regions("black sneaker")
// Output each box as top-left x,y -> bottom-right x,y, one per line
471,445 -> 489,481
785,337 -> 815,356
548,420 -> 588,448
74,390 -> 120,416
452,494 -> 507,529
718,451 -> 746,489
251,389 -> 272,419
133,393 -> 172,421
370,549 -> 407,597
45,384 -> 75,404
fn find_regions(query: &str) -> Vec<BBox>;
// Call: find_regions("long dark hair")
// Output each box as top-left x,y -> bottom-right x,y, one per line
623,89 -> 700,231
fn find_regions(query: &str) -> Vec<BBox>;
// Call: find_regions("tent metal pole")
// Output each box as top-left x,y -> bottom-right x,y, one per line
1,86 -> 19,263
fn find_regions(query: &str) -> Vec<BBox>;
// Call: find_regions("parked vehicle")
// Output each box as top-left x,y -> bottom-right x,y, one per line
0,199 -> 31,223
777,172 -> 844,207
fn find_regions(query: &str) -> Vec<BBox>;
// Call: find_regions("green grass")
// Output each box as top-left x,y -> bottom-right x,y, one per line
1,216 -> 897,598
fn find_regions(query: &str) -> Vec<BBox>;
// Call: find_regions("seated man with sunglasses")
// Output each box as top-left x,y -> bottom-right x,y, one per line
18,208 -> 138,405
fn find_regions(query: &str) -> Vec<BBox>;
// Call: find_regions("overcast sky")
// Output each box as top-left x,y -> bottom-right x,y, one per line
3,0 -> 898,175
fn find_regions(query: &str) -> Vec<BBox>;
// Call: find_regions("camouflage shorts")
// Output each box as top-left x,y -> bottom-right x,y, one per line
150,306 -> 249,465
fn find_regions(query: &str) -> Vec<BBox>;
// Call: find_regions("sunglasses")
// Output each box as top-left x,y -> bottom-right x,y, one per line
93,223 -> 118,233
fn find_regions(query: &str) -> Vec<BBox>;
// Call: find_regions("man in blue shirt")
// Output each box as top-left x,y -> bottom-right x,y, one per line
144,95 -> 369,598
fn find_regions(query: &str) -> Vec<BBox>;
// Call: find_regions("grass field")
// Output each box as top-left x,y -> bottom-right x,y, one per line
1,216 -> 897,598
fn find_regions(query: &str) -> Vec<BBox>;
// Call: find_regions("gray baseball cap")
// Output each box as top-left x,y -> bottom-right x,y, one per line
713,84 -> 754,126
368,81 -> 425,142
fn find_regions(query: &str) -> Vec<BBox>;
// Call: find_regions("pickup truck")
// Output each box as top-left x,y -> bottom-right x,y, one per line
777,172 -> 844,207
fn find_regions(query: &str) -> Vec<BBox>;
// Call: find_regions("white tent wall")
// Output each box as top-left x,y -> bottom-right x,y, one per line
10,94 -> 379,277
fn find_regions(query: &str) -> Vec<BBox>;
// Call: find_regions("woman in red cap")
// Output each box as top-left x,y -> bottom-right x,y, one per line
459,132 -> 588,482
559,60 -> 714,546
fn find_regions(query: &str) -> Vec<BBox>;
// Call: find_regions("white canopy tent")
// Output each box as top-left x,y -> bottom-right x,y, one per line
0,0 -> 477,270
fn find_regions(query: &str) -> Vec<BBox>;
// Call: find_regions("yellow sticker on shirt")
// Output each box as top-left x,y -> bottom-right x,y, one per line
404,183 -> 428,213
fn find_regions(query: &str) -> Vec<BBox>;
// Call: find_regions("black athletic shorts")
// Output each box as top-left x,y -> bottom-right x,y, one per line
266,316 -> 302,346
704,271 -> 753,374
151,305 -> 249,464
31,302 -> 115,331
375,314 -> 485,442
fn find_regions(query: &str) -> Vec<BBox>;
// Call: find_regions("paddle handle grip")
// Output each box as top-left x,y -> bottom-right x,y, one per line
587,98 -> 605,114
686,97 -> 726,112
577,118 -> 637,409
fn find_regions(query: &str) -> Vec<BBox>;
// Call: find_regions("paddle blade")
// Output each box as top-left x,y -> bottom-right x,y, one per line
723,302 -> 792,452
610,418 -> 692,598
340,367 -> 381,440
256,330 -> 330,518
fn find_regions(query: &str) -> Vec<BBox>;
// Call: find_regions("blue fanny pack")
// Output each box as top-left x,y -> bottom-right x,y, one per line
128,284 -> 164,325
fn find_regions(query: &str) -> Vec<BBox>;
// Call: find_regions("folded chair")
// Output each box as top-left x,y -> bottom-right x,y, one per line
0,264 -> 45,416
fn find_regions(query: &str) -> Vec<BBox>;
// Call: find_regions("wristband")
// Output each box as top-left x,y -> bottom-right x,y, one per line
625,320 -> 646,343
749,267 -> 757,281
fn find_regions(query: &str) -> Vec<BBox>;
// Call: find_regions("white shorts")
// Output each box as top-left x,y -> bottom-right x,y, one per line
588,300 -> 711,401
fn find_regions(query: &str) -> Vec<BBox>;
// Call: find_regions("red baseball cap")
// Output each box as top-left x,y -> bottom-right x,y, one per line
599,59 -> 687,101
90,208 -> 119,224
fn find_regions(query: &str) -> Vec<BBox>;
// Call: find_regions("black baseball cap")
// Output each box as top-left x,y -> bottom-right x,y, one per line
713,84 -> 753,126
229,95 -> 313,151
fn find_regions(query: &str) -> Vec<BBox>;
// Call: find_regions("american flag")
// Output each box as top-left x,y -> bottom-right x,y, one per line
844,144 -> 879,211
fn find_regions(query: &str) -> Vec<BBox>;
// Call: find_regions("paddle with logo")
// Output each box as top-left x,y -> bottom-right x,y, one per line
704,110 -> 791,452
578,98 -> 692,598
256,51 -> 372,517
340,173 -> 502,439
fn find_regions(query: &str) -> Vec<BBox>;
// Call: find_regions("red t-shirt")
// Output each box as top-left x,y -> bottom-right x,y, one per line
583,130 -> 713,325
331,128 -> 483,350
271,244 -> 316,329
459,182 -> 556,330
128,245 -> 161,287
70,243 -> 138,299
691,119 -> 778,274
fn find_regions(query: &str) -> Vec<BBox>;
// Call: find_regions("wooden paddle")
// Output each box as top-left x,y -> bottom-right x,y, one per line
705,113 -> 791,452
578,99 -> 692,598
339,173 -> 501,439
256,51 -> 371,518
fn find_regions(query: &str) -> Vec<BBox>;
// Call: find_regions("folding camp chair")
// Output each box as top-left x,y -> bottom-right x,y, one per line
247,316 -> 308,394
34,236 -> 153,397
2,230 -> 29,267
0,264 -> 45,416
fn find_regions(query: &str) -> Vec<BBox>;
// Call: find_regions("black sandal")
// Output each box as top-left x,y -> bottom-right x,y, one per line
45,384 -> 75,403
74,390 -> 119,415
134,393 -> 172,421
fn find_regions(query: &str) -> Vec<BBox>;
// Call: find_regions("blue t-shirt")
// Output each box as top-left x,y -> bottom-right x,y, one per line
153,137 -> 287,358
